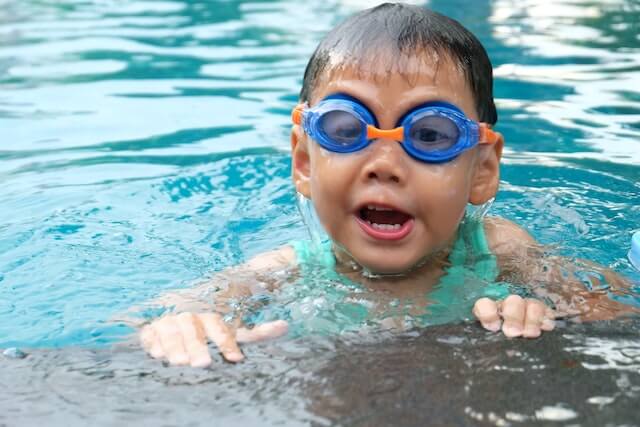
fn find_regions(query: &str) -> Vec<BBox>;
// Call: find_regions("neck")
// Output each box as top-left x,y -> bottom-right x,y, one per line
330,242 -> 454,296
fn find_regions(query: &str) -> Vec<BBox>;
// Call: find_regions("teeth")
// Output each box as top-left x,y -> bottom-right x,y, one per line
367,204 -> 393,211
366,221 -> 402,231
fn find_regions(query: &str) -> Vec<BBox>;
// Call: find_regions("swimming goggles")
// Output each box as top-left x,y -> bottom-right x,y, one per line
291,94 -> 499,163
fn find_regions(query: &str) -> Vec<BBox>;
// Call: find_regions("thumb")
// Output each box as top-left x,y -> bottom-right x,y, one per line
236,320 -> 289,343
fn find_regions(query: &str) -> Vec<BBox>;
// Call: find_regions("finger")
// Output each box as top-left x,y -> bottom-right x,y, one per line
472,297 -> 502,332
156,316 -> 190,365
522,299 -> 546,338
198,313 -> 244,363
542,307 -> 556,331
501,295 -> 526,337
140,324 -> 164,359
236,320 -> 289,343
176,312 -> 212,368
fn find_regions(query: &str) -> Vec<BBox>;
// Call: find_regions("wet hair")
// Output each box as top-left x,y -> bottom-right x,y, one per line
299,3 -> 498,125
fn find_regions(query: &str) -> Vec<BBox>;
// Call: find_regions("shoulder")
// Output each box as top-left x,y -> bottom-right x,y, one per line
212,245 -> 297,297
242,245 -> 297,271
483,216 -> 537,258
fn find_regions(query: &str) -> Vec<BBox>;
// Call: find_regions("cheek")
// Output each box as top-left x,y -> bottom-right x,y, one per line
310,180 -> 344,239
308,146 -> 360,198
308,149 -> 356,233
418,161 -> 474,223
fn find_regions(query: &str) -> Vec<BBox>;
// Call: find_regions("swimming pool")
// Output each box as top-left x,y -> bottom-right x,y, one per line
1,0 -> 639,425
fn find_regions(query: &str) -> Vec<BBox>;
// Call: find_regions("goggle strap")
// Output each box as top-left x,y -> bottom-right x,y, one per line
292,104 -> 305,125
479,123 -> 499,145
366,125 -> 404,141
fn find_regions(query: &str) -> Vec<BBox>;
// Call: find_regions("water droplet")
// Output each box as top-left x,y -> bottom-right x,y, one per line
587,396 -> 615,406
3,347 -> 27,359
535,405 -> 577,421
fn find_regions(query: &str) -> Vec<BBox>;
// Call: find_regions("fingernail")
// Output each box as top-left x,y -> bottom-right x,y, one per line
274,320 -> 289,334
150,347 -> 164,359
170,354 -> 190,365
523,326 -> 541,338
191,356 -> 212,368
225,351 -> 244,363
502,325 -> 522,337
485,320 -> 502,332
542,319 -> 555,331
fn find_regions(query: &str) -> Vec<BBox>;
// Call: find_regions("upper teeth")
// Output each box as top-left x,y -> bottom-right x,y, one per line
368,222 -> 401,230
367,204 -> 393,211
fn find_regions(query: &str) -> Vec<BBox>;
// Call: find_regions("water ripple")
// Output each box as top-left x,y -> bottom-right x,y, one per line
0,0 -> 638,355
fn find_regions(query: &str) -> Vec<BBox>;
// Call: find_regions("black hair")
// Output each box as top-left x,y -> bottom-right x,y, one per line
299,3 -> 498,125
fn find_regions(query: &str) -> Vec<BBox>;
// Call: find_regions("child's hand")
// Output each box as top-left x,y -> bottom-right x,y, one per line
472,295 -> 555,338
140,312 -> 288,367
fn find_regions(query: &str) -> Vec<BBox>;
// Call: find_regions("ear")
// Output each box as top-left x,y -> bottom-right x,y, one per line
469,132 -> 504,205
291,125 -> 312,198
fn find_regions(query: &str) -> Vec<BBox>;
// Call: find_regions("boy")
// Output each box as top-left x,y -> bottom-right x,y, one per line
140,3 -> 634,368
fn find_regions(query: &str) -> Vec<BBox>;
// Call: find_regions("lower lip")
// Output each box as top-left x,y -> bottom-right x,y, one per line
355,216 -> 415,241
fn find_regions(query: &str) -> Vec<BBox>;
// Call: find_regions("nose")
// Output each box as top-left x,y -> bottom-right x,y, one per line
360,138 -> 408,185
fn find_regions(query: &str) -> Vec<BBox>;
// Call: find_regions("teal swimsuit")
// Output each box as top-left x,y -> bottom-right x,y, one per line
290,218 -> 510,325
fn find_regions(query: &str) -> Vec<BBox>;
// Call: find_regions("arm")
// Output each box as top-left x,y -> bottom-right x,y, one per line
473,217 -> 637,336
139,246 -> 296,367
149,246 -> 296,314
488,217 -> 636,319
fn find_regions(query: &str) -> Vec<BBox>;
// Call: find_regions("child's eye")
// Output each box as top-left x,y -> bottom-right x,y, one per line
409,116 -> 459,151
416,128 -> 443,142
320,111 -> 363,146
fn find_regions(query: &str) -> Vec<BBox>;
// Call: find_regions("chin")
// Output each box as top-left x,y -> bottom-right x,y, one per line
333,236 -> 428,276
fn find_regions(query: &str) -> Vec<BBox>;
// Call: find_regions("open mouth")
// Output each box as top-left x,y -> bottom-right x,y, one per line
355,204 -> 415,241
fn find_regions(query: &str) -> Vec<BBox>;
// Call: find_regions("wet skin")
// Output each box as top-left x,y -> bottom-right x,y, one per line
291,55 -> 503,275
138,55 -> 584,367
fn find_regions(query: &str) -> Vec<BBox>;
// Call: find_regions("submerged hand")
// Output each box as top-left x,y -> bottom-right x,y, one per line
140,312 -> 288,367
473,295 -> 555,338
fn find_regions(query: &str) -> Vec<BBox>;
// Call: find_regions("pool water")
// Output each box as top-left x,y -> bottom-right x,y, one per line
1,0 -> 639,425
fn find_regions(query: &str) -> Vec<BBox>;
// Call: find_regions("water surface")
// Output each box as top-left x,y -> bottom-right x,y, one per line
1,0 -> 639,425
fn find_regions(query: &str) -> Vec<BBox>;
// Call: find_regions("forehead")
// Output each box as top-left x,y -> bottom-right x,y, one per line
309,51 -> 477,121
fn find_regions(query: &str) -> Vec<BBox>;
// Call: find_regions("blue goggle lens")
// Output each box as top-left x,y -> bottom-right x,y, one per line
407,115 -> 460,152
319,110 -> 364,147
300,97 -> 481,162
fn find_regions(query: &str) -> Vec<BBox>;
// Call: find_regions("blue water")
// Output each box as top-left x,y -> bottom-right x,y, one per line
1,0 -> 639,349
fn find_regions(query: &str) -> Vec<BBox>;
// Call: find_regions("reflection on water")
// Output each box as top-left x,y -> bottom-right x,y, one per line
4,320 -> 639,426
0,0 -> 639,425
491,0 -> 640,163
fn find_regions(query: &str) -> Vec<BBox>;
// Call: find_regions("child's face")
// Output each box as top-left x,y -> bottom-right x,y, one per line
292,55 -> 503,274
